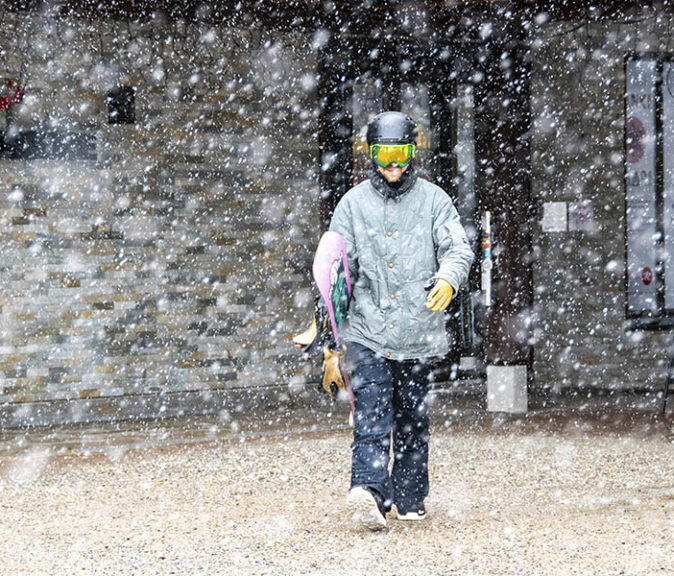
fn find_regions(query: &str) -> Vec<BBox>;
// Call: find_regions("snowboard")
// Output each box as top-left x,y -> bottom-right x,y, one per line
312,230 -> 355,415
312,230 -> 352,346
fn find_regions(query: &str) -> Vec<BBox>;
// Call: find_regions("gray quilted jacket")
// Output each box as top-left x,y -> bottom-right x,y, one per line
329,175 -> 474,360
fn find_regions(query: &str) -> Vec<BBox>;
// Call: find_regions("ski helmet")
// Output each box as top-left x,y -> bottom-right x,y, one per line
366,111 -> 418,146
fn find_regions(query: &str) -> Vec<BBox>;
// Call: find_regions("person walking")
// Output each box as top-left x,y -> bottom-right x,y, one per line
329,111 -> 474,530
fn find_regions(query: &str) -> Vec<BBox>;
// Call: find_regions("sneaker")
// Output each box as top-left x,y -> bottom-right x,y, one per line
346,486 -> 387,531
396,503 -> 426,521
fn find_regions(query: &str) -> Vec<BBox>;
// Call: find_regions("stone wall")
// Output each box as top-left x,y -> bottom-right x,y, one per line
529,11 -> 674,391
0,11 -> 321,422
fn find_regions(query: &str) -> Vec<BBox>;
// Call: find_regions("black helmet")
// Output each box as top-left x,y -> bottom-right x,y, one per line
366,111 -> 418,146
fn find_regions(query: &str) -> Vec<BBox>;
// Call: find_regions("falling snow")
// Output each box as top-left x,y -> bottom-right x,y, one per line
1,0 -> 674,573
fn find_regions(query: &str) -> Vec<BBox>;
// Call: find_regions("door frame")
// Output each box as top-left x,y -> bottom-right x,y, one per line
317,30 -> 486,366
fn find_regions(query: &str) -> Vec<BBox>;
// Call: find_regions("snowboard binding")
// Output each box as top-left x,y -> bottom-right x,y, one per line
293,296 -> 331,357
293,296 -> 347,401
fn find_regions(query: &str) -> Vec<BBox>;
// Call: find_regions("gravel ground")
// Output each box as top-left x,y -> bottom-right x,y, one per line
1,405 -> 673,576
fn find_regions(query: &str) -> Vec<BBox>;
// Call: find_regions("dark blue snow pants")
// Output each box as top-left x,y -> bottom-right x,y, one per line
345,341 -> 431,510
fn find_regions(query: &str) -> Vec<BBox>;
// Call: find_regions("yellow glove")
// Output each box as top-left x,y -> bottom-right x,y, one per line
321,345 -> 347,400
426,279 -> 454,312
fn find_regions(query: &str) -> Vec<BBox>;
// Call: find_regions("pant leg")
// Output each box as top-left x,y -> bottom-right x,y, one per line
345,342 -> 394,507
391,360 -> 431,508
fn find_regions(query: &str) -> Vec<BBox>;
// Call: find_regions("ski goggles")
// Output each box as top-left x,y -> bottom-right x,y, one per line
369,143 -> 416,168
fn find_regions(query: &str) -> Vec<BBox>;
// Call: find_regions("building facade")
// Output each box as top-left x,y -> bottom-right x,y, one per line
0,0 -> 670,425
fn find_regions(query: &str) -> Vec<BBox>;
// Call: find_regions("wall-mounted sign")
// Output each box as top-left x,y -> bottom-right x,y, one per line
663,62 -> 674,310
625,58 -> 658,315
568,200 -> 594,232
541,201 -> 567,232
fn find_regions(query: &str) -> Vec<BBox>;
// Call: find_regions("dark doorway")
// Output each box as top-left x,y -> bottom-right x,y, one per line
317,15 -> 484,376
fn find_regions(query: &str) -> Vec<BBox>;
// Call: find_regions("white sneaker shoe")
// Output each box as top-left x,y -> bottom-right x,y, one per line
346,486 -> 387,531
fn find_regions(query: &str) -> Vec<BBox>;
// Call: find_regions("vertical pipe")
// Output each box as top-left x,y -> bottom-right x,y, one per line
481,210 -> 492,307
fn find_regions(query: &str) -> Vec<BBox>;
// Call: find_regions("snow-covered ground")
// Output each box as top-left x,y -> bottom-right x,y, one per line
1,401 -> 673,576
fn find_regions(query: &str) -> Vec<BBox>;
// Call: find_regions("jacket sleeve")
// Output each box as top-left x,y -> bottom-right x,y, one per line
328,196 -> 359,284
432,192 -> 474,292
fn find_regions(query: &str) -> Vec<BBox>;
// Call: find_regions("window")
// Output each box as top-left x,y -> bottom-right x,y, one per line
106,85 -> 136,125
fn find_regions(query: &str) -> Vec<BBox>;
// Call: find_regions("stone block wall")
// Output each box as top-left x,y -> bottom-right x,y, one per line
529,11 -> 674,390
0,11 -> 321,419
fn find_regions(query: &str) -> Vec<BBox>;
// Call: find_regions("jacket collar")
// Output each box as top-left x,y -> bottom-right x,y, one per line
369,164 -> 419,201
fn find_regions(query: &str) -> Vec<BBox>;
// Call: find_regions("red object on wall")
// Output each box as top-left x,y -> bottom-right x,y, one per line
0,81 -> 24,111
642,266 -> 654,285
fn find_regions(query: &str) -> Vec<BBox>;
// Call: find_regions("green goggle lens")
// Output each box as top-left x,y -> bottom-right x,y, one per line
370,144 -> 416,168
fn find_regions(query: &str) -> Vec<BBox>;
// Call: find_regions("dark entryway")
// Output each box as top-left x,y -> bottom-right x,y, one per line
316,7 -> 490,375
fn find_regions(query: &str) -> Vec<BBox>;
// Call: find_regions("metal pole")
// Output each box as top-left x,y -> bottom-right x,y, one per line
663,330 -> 674,414
481,211 -> 492,307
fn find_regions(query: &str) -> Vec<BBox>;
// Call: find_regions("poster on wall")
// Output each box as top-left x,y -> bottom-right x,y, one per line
663,62 -> 674,310
625,58 -> 658,315
401,83 -> 432,180
351,79 -> 383,185
455,85 -> 477,237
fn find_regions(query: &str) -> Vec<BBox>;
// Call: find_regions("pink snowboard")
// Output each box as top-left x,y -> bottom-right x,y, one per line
312,231 -> 352,346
